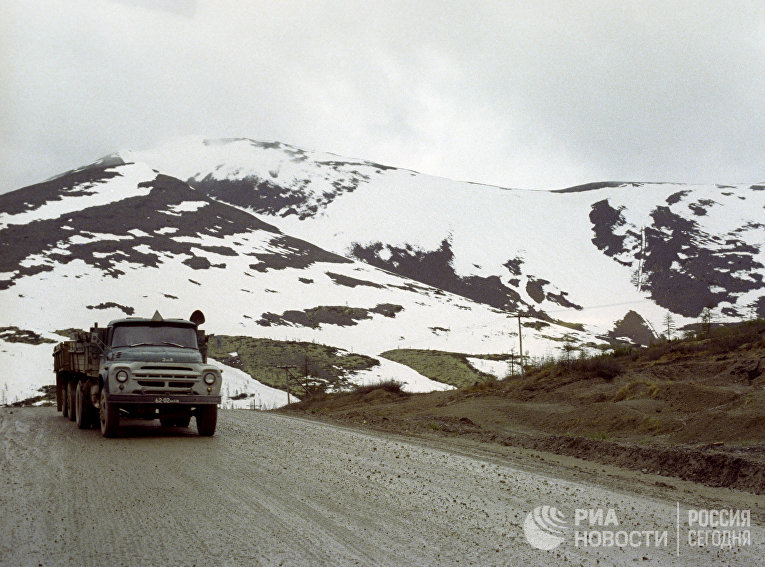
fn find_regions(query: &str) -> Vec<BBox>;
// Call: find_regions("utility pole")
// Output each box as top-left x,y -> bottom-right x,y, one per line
276,365 -> 297,405
637,226 -> 645,292
517,314 -> 524,377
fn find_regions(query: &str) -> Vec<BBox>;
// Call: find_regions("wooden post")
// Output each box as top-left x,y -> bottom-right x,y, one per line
517,314 -> 524,377
276,365 -> 297,405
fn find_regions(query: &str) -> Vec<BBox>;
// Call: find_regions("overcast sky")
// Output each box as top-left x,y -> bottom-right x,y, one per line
2,0 -> 765,193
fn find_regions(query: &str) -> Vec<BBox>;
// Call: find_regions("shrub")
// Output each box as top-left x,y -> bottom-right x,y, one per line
642,343 -> 671,361
708,321 -> 765,353
465,377 -> 500,393
353,379 -> 405,396
609,345 -> 633,358
569,356 -> 623,379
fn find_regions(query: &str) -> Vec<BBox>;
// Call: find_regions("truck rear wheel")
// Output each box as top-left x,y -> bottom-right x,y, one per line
62,383 -> 69,418
56,374 -> 63,412
99,390 -> 119,438
196,405 -> 217,436
67,381 -> 77,422
75,382 -> 91,429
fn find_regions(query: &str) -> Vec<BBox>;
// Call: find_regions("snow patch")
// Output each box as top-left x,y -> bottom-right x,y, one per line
170,201 -> 209,213
0,341 -> 55,404
350,356 -> 454,393
466,357 -> 514,378
208,358 -> 293,409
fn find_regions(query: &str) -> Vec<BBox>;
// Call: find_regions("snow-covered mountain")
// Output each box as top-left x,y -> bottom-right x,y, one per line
1,137 -> 763,402
126,137 -> 765,326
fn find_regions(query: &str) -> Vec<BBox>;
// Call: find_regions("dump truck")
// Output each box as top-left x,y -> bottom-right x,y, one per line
53,310 -> 222,437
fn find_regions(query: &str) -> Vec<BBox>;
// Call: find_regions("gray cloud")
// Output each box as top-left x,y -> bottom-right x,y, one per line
2,0 -> 765,193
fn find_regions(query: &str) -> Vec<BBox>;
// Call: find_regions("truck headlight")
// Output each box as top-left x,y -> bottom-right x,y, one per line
116,370 -> 129,383
203,372 -> 216,385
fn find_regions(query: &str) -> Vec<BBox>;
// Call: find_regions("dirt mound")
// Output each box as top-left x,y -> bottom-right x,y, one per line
518,435 -> 765,493
279,321 -> 765,493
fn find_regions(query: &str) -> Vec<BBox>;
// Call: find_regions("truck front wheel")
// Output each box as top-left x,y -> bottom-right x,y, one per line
99,390 -> 119,438
67,381 -> 77,422
196,405 -> 217,436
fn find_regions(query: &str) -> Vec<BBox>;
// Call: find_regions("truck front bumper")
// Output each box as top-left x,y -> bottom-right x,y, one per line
105,394 -> 221,405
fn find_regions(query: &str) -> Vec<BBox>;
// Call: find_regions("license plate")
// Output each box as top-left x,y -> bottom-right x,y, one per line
155,397 -> 180,403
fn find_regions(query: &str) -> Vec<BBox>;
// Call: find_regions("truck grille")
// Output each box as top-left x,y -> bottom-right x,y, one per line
137,380 -> 195,389
133,365 -> 199,390
135,365 -> 197,378
138,365 -> 195,372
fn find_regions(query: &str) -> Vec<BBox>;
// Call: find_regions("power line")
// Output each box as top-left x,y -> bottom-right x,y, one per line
384,296 -> 734,351
542,298 -> 654,314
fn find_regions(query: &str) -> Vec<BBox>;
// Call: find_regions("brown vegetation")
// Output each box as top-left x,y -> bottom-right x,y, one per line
280,320 -> 765,493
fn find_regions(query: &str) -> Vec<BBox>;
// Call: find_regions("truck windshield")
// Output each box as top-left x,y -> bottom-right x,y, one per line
111,325 -> 198,349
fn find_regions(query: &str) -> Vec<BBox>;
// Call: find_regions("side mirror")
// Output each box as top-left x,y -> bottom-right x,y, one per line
190,310 -> 206,326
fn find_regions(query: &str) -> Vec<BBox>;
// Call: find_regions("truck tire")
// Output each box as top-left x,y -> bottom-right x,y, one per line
75,382 -> 91,429
62,382 -> 69,418
67,381 -> 77,422
99,389 -> 119,438
56,374 -> 63,412
196,405 -> 217,436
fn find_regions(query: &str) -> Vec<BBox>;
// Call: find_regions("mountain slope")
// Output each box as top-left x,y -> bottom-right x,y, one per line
124,138 -> 765,332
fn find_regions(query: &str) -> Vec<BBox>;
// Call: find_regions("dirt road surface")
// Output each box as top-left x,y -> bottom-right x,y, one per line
1,407 -> 762,566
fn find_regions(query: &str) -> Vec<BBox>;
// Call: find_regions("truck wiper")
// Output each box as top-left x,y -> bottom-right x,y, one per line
162,341 -> 192,349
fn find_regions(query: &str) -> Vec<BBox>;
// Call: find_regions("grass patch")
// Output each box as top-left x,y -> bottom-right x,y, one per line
208,336 -> 379,393
585,431 -> 611,441
380,349 -> 496,388
613,380 -> 661,402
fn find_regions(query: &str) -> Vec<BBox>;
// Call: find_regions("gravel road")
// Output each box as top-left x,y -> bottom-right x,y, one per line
1,407 -> 762,566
